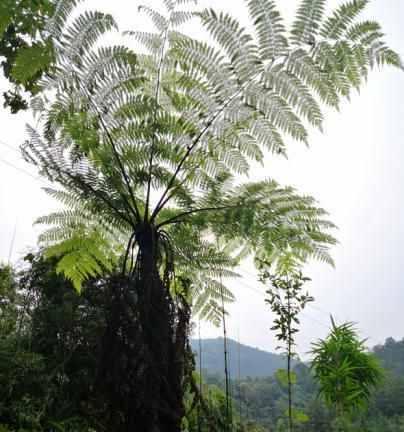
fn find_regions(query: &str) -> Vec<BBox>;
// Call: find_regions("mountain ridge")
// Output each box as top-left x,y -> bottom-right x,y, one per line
190,337 -> 297,378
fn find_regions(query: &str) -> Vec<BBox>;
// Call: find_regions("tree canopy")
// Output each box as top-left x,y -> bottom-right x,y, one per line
22,0 -> 402,309
0,0 -> 54,112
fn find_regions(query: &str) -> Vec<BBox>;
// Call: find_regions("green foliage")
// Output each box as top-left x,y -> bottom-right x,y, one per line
21,0 -> 400,304
311,319 -> 384,418
373,337 -> 404,376
291,0 -> 326,46
290,409 -> 309,424
276,369 -> 297,387
262,270 -> 313,352
0,255 -> 112,431
20,1 -> 350,326
261,268 -> 313,431
0,262 -> 45,432
0,264 -> 15,300
44,228 -> 117,292
11,1 -> 402,426
202,335 -> 404,432
183,373 -> 265,432
0,264 -> 20,335
246,0 -> 288,60
320,0 -> 369,40
12,40 -> 54,84
0,257 -> 267,431
0,0 -> 54,112
1,259 -> 404,432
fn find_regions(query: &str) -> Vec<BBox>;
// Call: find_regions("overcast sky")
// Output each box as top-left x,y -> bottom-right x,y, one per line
1,0 -> 403,357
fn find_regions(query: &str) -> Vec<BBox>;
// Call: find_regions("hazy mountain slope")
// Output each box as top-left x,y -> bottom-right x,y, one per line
190,337 -> 296,378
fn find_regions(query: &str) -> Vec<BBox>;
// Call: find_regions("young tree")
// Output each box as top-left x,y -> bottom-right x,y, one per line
20,0 -> 400,430
311,319 -> 384,431
261,259 -> 313,432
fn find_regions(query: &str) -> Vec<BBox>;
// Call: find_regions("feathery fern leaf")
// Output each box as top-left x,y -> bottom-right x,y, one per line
247,0 -> 288,60
198,9 -> 261,81
291,0 -> 326,46
320,0 -> 368,40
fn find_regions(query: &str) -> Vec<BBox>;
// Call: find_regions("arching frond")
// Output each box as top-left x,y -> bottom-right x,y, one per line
368,41 -> 403,69
62,11 -> 118,61
46,0 -> 82,38
263,65 -> 323,127
247,0 -> 288,60
286,49 -> 340,108
245,86 -> 308,142
345,20 -> 382,43
126,31 -> 163,54
291,0 -> 326,46
170,10 -> 195,27
320,0 -> 368,40
198,9 -> 261,82
138,5 -> 168,32
45,228 -> 118,292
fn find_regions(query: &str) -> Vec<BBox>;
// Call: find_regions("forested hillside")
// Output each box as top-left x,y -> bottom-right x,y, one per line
201,337 -> 404,431
374,337 -> 404,375
191,338 -> 297,378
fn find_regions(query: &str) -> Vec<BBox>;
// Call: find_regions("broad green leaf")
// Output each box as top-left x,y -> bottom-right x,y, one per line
11,40 -> 54,84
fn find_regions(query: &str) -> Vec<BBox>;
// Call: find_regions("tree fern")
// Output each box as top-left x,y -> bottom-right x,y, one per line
19,1 -> 401,430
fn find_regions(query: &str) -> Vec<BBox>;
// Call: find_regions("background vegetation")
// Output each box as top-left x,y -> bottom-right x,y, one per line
202,337 -> 404,431
1,258 -> 403,431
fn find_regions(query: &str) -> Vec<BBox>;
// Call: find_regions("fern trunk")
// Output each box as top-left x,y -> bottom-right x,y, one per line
97,224 -> 190,432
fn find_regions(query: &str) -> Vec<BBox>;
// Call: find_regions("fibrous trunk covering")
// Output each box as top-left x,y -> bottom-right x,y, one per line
97,225 -> 190,432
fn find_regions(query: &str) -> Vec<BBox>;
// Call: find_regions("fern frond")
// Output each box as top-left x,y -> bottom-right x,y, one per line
250,117 -> 286,155
80,46 -> 139,89
126,31 -> 163,54
138,5 -> 168,32
245,86 -> 308,142
162,0 -> 175,12
287,49 -> 340,108
263,65 -> 323,127
247,0 -> 288,60
46,0 -> 82,38
291,0 -> 326,46
62,11 -> 118,60
45,229 -> 117,292
198,8 -> 261,81
175,38 -> 237,99
314,41 -> 356,96
22,0 -> 399,319
345,20 -> 382,43
170,10 -> 195,27
320,0 -> 368,40
368,42 -> 403,69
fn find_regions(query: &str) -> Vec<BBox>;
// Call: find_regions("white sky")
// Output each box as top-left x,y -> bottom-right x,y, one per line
1,0 -> 403,357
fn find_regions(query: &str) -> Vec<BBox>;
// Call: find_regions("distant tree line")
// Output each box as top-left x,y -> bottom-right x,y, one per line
205,338 -> 404,431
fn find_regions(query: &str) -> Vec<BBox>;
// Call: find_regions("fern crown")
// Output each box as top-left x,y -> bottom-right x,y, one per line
21,0 -> 400,322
